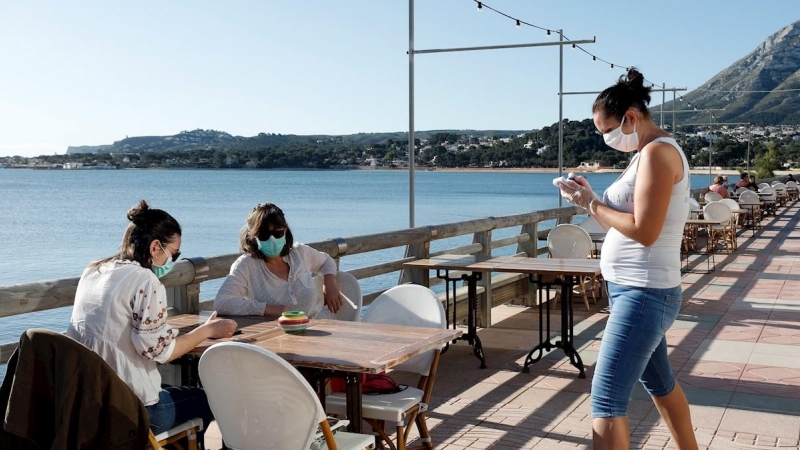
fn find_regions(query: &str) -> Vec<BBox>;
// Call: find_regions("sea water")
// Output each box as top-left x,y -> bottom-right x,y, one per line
0,168 -> 713,377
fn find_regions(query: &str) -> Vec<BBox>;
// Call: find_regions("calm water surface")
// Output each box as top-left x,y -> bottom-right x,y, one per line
0,168 -> 713,377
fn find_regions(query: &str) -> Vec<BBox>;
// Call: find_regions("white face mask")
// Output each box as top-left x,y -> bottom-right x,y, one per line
603,115 -> 639,152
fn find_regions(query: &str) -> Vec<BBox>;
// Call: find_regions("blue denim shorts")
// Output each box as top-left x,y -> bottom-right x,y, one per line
591,281 -> 683,418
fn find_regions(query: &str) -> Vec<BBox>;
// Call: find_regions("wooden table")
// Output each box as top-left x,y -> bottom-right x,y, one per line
404,255 -> 602,378
168,315 -> 461,433
404,255 -> 493,368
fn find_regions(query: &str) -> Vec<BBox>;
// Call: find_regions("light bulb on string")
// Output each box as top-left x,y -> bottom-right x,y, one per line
546,29 -> 551,36
592,56 -> 596,62
477,2 -> 482,11
571,43 -> 576,50
610,64 -> 614,69
516,19 -> 521,28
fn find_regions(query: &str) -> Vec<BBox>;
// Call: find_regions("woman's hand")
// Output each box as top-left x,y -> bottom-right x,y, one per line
200,311 -> 238,339
560,177 -> 599,210
323,274 -> 343,314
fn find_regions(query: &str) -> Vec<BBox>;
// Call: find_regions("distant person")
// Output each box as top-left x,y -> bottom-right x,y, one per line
556,68 -> 698,449
735,172 -> 750,189
708,175 -> 729,198
67,200 -> 237,444
785,173 -> 796,183
214,203 -> 343,318
747,174 -> 759,190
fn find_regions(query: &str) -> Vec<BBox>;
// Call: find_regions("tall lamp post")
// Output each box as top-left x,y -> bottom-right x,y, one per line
407,0 -> 594,227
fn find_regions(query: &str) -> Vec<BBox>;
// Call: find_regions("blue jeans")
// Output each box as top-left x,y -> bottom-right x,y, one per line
146,386 -> 214,446
591,282 -> 683,418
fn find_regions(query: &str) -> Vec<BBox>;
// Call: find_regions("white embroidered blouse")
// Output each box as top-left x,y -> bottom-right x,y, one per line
214,243 -> 337,319
67,260 -> 178,406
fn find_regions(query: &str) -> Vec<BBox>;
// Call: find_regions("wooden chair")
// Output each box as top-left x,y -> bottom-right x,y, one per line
547,224 -> 595,310
703,202 -> 734,254
326,284 -> 446,450
147,419 -> 204,450
199,342 -> 375,450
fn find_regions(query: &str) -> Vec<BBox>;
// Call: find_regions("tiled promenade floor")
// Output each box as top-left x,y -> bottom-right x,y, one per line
205,202 -> 800,450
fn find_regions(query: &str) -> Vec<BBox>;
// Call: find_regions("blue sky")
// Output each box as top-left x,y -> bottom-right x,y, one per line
1,1 -> 798,157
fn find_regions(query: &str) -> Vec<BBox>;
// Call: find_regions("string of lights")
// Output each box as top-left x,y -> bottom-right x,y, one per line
471,0 -> 666,87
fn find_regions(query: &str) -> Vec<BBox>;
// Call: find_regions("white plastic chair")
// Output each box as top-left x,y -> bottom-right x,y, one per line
758,182 -> 771,190
718,198 -> 741,250
703,202 -> 734,254
198,342 -> 375,450
786,181 -> 798,200
738,190 -> 762,230
771,180 -> 781,187
334,271 -> 363,322
688,198 -> 702,218
547,224 -> 594,310
773,182 -> 788,207
326,284 -> 446,450
734,186 -> 750,196
704,191 -> 723,203
759,186 -> 777,215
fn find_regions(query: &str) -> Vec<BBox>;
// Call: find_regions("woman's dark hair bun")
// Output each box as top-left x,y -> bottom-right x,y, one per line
622,67 -> 645,89
127,199 -> 150,223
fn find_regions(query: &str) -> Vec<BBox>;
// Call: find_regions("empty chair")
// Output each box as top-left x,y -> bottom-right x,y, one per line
703,202 -> 734,254
688,197 -> 701,218
704,191 -> 723,203
718,198 -> 741,250
199,342 -> 375,450
734,186 -> 750,196
334,271 -> 363,321
759,186 -> 777,215
771,180 -> 781,186
547,224 -> 594,310
786,180 -> 799,200
738,190 -> 762,230
773,182 -> 788,207
758,182 -> 771,190
326,284 -> 446,450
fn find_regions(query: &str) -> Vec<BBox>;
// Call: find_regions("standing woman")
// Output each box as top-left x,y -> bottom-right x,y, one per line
557,68 -> 698,449
67,200 -> 238,444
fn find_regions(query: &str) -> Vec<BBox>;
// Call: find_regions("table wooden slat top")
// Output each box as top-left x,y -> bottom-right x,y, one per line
685,219 -> 729,226
405,255 -> 602,277
471,256 -> 602,277
403,254 -> 495,271
168,315 -> 461,374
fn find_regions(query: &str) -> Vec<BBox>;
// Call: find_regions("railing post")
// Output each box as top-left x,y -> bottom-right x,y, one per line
518,221 -> 539,306
400,226 -> 434,286
181,257 -> 209,314
473,219 -> 493,328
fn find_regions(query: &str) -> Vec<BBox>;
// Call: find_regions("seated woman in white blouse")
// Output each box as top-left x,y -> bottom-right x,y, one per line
214,203 -> 343,319
67,200 -> 238,443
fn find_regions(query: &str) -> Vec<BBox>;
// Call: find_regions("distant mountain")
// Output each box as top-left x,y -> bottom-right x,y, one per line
70,129 -> 532,154
655,19 -> 800,126
66,145 -> 111,154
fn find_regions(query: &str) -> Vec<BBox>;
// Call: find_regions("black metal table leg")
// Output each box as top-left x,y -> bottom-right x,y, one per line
522,273 -> 585,378
435,269 -> 486,369
344,372 -> 363,433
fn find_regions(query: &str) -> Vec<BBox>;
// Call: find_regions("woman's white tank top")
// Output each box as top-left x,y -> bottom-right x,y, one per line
600,137 -> 690,288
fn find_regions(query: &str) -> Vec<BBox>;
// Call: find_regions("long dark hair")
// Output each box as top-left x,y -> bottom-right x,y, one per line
592,67 -> 652,121
90,200 -> 181,269
240,203 -> 294,258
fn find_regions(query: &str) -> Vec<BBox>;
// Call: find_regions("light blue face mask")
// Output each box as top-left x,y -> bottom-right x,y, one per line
257,235 -> 286,257
152,243 -> 175,278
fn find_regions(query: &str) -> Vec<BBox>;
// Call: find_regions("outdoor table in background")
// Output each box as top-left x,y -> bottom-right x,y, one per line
682,218 -> 728,273
469,256 -> 601,378
404,255 -> 492,368
167,315 -> 460,433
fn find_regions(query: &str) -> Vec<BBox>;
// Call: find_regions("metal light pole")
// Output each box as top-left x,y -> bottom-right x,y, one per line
408,15 -> 594,225
408,0 -> 415,228
558,30 -> 564,206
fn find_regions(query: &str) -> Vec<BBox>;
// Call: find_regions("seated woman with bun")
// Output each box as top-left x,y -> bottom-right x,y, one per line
214,202 -> 343,318
67,200 -> 238,442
